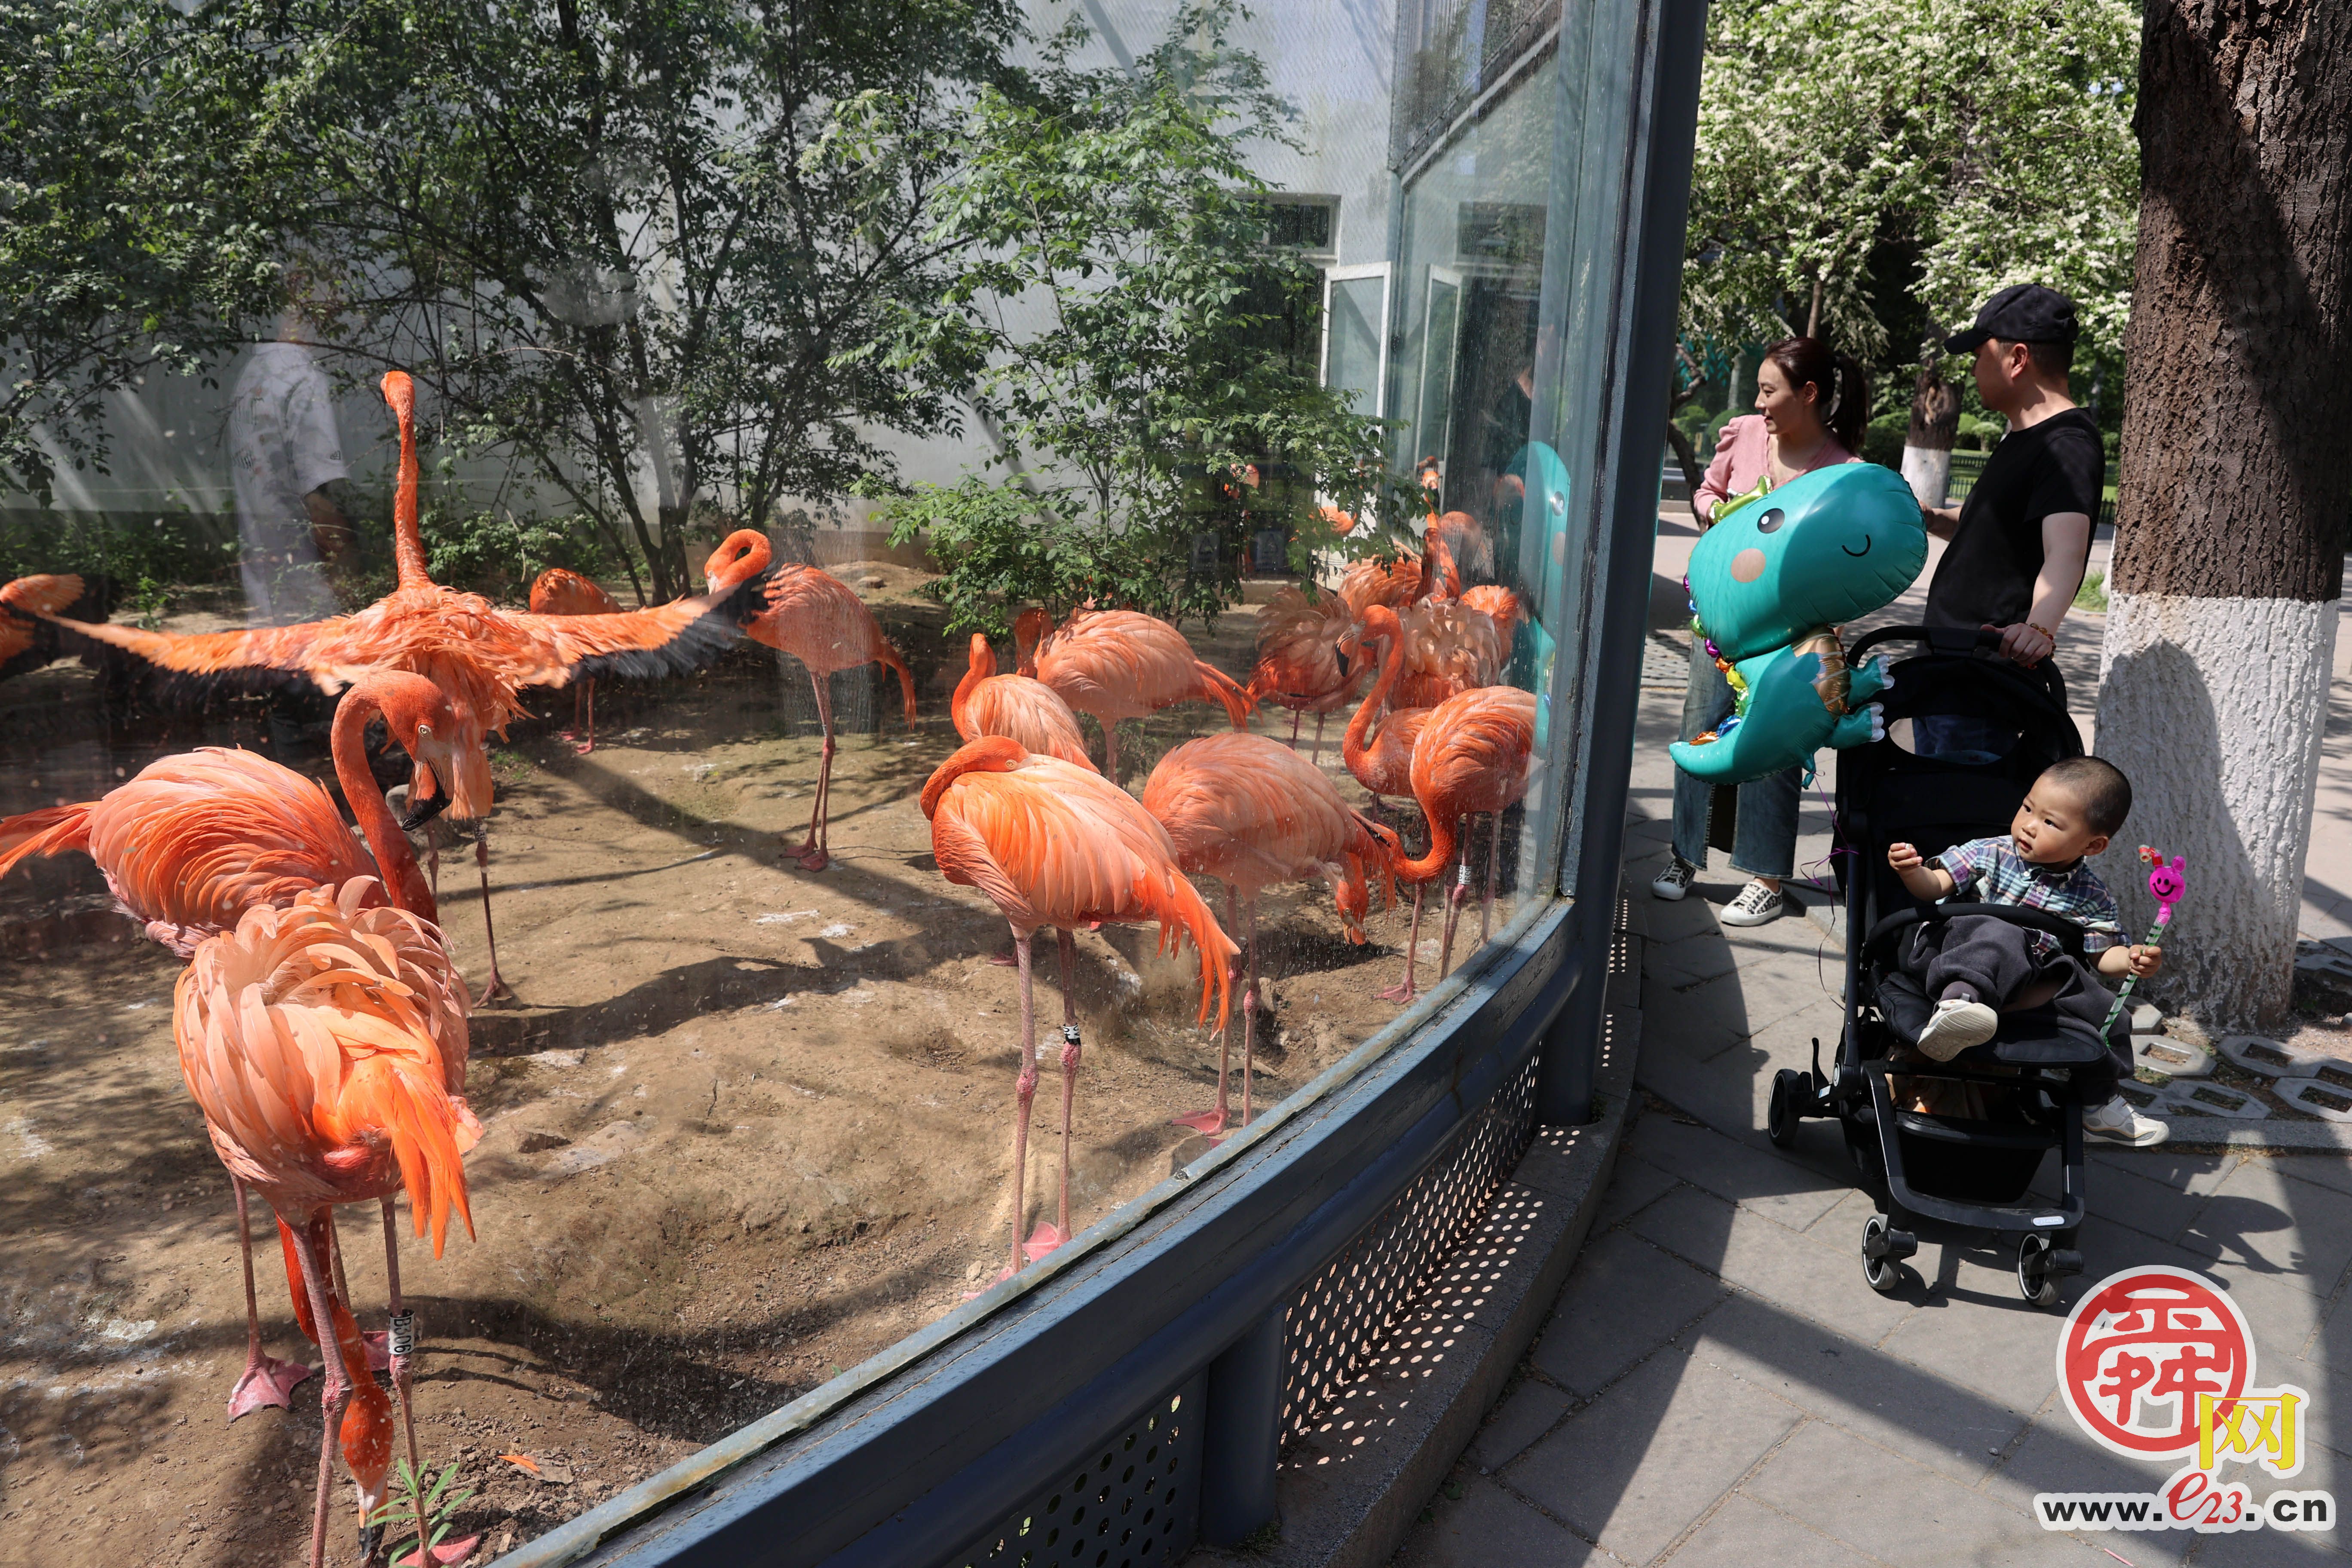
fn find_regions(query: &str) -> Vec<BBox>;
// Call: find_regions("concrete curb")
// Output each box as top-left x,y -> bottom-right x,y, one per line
1188,903 -> 1645,1568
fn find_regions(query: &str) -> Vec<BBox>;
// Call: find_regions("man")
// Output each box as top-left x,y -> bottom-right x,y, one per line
1922,284 -> 2104,680
229,283 -> 355,625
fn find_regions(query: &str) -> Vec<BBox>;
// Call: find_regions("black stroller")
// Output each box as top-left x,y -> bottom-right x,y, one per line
1767,626 -> 2122,1308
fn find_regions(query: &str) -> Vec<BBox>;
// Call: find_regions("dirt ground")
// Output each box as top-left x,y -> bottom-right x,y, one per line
0,571 -> 1528,1567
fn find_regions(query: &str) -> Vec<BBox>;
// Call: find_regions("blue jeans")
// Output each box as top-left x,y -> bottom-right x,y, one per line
1671,637 -> 1800,878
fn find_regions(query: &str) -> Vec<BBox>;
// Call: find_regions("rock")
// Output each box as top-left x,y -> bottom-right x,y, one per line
2164,1016 -> 2213,1049
2131,1002 -> 2162,1033
861,576 -> 887,589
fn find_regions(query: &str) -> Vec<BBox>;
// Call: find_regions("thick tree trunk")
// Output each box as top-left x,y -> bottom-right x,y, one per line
1901,345 -> 1962,508
2095,0 -> 2352,1031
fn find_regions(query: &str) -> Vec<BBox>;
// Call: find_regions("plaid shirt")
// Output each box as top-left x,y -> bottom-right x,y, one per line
1929,835 -> 2124,965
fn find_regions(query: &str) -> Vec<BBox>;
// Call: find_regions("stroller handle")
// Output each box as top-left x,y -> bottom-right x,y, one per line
1847,624 -> 2006,663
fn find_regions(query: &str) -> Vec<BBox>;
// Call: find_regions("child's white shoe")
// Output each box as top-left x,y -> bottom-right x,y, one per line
2084,1094 -> 2170,1148
1916,998 -> 1998,1060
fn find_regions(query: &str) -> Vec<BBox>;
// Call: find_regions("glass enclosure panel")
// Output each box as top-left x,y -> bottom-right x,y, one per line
0,0 -> 1615,1557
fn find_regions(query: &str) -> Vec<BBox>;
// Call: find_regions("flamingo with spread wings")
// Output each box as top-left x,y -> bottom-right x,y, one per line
1014,608 -> 1253,781
952,634 -> 1094,769
921,735 -> 1233,1272
27,372 -> 772,997
1142,732 -> 1394,1135
738,542 -> 919,871
527,567 -> 621,752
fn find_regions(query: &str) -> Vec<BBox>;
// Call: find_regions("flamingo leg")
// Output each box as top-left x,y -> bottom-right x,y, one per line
1024,928 -> 1081,1261
1481,809 -> 1503,946
1172,888 -> 1237,1136
1241,893 -> 1260,1128
380,1198 -> 456,1568
1439,817 -> 1469,980
1308,712 -> 1326,765
1006,931 -> 1039,1274
426,833 -> 439,905
1102,720 -> 1121,785
796,674 -> 835,871
227,1177 -> 313,1420
285,1212 -> 352,1568
473,821 -> 512,1003
1289,708 -> 1302,747
1378,882 -> 1426,1005
569,678 -> 597,755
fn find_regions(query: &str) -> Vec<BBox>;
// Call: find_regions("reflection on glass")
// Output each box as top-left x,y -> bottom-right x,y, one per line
0,0 -> 1596,1558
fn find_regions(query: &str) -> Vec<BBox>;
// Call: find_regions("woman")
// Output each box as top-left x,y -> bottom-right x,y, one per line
1654,337 -> 1869,926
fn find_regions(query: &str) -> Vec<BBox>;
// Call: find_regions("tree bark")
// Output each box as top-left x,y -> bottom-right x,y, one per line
1901,340 -> 1962,507
2095,0 -> 2352,1031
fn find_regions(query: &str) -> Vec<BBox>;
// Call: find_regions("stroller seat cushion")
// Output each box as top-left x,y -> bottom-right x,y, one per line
1874,970 -> 2110,1067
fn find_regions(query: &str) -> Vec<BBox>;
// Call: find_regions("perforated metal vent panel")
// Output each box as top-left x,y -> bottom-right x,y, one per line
1278,1052 -> 1540,1442
950,1376 -> 1204,1568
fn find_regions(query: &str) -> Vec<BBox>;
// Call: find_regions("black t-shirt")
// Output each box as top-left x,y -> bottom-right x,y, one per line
1924,408 -> 2103,629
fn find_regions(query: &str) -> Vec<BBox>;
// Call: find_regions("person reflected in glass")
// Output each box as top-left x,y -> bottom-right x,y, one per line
1655,337 -> 1868,927
230,270 -> 356,625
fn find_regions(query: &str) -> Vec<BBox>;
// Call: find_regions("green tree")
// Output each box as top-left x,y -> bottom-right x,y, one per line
228,0 -> 1023,602
855,6 -> 1396,633
0,0 -> 277,503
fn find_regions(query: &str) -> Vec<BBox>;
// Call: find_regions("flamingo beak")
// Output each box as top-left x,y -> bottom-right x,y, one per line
400,768 -> 452,832
358,1520 -> 384,1563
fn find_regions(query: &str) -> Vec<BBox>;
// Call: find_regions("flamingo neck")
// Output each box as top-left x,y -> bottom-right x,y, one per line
1395,808 -> 1461,885
391,406 -> 431,592
952,643 -> 993,738
1343,622 -> 1406,772
333,698 -> 436,920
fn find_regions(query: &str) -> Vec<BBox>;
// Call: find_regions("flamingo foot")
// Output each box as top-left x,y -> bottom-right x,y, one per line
477,971 -> 516,1006
987,950 -> 1020,968
1021,1222 -> 1069,1262
792,841 -> 829,872
572,737 -> 595,756
226,1353 -> 315,1420
361,1329 -> 391,1373
1170,1107 -> 1229,1136
396,1533 -> 482,1567
1375,980 -> 1418,1005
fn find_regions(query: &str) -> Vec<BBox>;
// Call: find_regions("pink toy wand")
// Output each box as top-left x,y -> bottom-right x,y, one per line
2100,847 -> 2186,1035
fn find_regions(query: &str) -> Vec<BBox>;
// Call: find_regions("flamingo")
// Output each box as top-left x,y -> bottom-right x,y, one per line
1142,732 -> 1395,1136
0,573 -> 113,680
527,567 -> 621,752
1341,606 -> 1436,1001
25,371 -> 775,997
1013,608 -> 1253,781
1394,684 -> 1537,993
1392,598 -> 1505,711
1461,585 -> 1524,668
727,539 -> 919,870
177,879 -> 478,1568
0,671 -> 462,1420
920,735 -> 1234,1271
1337,552 -> 1424,622
952,633 -> 1095,769
1246,585 -> 1369,763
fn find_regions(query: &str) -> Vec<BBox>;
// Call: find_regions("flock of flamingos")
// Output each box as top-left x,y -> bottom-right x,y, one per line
0,373 -> 1534,1568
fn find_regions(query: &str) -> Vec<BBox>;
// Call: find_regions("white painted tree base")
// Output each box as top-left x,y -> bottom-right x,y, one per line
2095,592 -> 2338,1029
1900,444 -> 1952,509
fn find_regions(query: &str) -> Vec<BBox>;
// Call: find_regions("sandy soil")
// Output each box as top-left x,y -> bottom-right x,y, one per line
0,573 -> 1527,1566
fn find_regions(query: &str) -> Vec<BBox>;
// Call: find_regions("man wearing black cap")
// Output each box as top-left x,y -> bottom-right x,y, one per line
1921,284 -> 2104,681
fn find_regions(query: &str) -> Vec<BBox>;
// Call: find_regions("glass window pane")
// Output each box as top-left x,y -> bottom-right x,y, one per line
1324,275 -> 1387,418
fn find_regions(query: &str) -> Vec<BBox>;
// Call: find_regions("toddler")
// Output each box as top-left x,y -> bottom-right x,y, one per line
1885,755 -> 2167,1147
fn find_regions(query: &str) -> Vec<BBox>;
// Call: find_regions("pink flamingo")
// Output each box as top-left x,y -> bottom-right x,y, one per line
734,538 -> 919,870
527,567 -> 621,751
1014,608 -> 1253,781
1341,606 -> 1438,1001
0,673 -> 462,1421
1247,585 -> 1369,763
1461,585 -> 1524,667
1142,732 -> 1395,1135
921,735 -> 1234,1271
952,633 -> 1095,769
1394,684 -> 1537,991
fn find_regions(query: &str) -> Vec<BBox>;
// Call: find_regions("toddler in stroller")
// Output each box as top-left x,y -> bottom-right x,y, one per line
1885,755 -> 2169,1148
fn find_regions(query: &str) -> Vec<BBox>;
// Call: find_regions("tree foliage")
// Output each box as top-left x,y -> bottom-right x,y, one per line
1682,0 -> 2139,367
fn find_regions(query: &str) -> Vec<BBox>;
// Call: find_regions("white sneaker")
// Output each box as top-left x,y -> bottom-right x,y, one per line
1652,857 -> 1696,901
2085,1094 -> 2171,1148
1916,998 -> 1998,1060
1720,879 -> 1784,926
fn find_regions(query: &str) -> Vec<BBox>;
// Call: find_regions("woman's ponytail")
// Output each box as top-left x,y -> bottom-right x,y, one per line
1826,352 -> 1868,456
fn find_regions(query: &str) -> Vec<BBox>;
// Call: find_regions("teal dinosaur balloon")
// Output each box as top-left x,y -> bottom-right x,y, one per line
1669,463 -> 1928,784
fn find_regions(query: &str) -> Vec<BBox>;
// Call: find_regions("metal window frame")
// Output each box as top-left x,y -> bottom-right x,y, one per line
1318,263 -> 1393,417
495,0 -> 1710,1560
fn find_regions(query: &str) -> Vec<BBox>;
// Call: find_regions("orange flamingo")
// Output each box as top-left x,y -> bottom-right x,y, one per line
27,371 -> 773,996
527,567 -> 621,752
178,879 -> 477,1568
0,672 -> 462,1420
1142,732 -> 1394,1135
1337,552 -> 1424,622
732,539 -> 919,871
1341,606 -> 1436,1001
921,735 -> 1234,1271
1246,585 -> 1369,763
0,573 -> 112,679
952,633 -> 1094,769
1013,608 -> 1253,781
1393,684 -> 1537,995
1461,584 -> 1524,667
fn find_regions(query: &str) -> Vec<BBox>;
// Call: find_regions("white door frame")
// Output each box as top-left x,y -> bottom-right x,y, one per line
1415,265 -> 1466,485
1319,263 -> 1392,418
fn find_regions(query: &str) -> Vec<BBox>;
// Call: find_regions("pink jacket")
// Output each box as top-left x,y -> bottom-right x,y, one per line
1695,415 -> 1856,524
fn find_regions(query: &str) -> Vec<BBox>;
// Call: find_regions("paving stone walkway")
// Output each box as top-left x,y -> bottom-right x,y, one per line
1390,683 -> 2352,1567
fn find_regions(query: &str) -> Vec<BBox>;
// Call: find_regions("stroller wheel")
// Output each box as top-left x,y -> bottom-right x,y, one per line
1861,1213 -> 1912,1295
2017,1234 -> 2063,1308
1768,1069 -> 1809,1148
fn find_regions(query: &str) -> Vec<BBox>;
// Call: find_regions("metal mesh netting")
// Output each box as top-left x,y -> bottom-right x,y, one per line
1277,1051 -> 1541,1443
951,1378 -> 1205,1568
